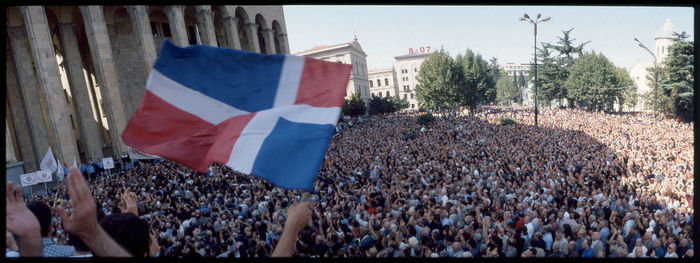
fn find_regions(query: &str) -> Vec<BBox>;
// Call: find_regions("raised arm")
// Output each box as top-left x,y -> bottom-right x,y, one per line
58,166 -> 132,257
5,182 -> 42,257
271,202 -> 311,257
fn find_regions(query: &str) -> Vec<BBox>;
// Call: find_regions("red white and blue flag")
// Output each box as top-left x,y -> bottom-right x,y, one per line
122,40 -> 351,191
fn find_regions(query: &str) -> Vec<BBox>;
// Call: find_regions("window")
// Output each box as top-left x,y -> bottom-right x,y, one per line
371,92 -> 375,97
377,80 -> 381,87
162,23 -> 172,37
414,67 -> 417,72
410,93 -> 414,99
386,91 -> 390,97
385,78 -> 389,86
378,93 -> 382,98
411,104 -> 415,108
404,94 -> 407,100
151,22 -> 159,37
370,80 -> 373,87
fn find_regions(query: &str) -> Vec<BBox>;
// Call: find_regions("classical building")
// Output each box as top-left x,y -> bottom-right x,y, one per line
5,5 -> 290,172
394,52 -> 432,109
294,36 -> 370,102
368,67 -> 399,99
630,18 -> 677,112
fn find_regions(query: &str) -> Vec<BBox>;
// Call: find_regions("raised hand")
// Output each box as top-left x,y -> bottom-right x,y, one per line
5,182 -> 42,256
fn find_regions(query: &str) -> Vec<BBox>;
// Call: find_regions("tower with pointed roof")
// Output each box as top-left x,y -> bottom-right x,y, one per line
655,18 -> 676,63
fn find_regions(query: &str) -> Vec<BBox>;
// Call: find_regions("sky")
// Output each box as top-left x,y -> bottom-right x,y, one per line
283,5 -> 694,71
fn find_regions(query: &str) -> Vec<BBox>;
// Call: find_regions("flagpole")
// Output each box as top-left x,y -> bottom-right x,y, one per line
29,185 -> 33,196
44,182 -> 48,194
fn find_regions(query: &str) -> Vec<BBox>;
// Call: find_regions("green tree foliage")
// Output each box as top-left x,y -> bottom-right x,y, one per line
496,69 -> 520,105
532,44 -> 564,107
565,51 -> 621,112
368,95 -> 395,115
342,93 -> 366,116
416,113 -> 436,126
614,67 -> 637,112
391,97 -> 410,111
533,28 -> 590,107
415,49 -> 461,111
660,38 -> 694,121
517,71 -> 527,104
456,49 -> 497,108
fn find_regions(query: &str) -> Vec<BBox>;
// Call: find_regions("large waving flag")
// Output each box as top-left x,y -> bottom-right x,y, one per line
122,40 -> 351,191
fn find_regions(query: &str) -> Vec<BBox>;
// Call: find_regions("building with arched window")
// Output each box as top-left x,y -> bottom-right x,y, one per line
394,52 -> 433,109
5,5 -> 290,177
294,36 -> 370,103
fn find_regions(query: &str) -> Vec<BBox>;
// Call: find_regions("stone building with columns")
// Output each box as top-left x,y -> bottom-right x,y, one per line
5,5 -> 290,172
294,37 -> 370,103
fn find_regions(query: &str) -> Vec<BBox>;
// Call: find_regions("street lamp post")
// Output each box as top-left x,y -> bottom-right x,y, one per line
633,37 -> 658,117
520,13 -> 549,126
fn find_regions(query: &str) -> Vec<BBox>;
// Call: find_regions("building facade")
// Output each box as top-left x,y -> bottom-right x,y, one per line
368,67 -> 399,99
294,37 -> 370,102
501,62 -> 533,106
5,5 -> 290,172
630,18 -> 677,112
394,52 -> 432,109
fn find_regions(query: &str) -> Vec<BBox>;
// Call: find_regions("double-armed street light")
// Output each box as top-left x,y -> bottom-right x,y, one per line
520,13 -> 550,126
633,37 -> 658,118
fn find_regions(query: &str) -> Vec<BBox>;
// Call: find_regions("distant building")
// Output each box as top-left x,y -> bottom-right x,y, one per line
294,36 -> 370,102
394,52 -> 433,109
369,67 -> 399,99
630,18 -> 678,112
501,63 -> 533,106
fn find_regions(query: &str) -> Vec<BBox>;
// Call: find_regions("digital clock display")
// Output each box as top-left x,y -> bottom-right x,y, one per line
409,46 -> 431,54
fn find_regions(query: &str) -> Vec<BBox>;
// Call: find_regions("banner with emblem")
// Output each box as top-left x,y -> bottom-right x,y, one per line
103,157 -> 115,169
20,172 -> 38,187
40,147 -> 58,173
35,170 -> 53,183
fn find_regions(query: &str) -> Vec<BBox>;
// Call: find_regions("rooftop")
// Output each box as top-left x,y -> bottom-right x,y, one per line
394,52 -> 434,60
656,18 -> 676,39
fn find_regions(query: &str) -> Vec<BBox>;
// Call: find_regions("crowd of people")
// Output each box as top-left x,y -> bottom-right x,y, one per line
5,106 -> 694,258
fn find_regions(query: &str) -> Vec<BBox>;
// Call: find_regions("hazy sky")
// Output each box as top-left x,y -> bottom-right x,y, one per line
284,5 -> 694,70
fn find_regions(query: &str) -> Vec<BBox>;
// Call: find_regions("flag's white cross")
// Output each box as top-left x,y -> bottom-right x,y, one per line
147,56 -> 340,174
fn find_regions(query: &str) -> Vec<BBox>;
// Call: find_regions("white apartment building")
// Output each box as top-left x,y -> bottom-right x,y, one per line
394,52 -> 433,109
368,67 -> 399,98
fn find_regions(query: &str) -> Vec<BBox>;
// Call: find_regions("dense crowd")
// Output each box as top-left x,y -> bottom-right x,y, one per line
6,106 -> 694,258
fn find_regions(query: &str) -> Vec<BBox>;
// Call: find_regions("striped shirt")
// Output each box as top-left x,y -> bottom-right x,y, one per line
42,238 -> 75,257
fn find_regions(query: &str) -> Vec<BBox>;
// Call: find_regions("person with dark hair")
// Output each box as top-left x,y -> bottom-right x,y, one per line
68,209 -> 106,257
99,212 -> 152,257
27,201 -> 75,257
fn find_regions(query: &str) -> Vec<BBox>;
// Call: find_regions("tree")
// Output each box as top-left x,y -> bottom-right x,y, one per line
517,71 -> 527,104
342,93 -> 366,116
532,43 -> 562,107
390,97 -> 410,111
496,69 -> 519,105
534,28 -> 590,107
455,49 -> 496,110
614,67 -> 637,112
660,37 -> 694,121
368,95 -> 395,115
565,51 -> 620,112
415,48 -> 462,111
489,57 -> 502,83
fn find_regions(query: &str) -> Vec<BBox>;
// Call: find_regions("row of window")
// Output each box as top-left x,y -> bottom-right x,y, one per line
400,67 -> 418,74
151,22 -> 198,45
370,91 -> 393,97
369,78 -> 390,88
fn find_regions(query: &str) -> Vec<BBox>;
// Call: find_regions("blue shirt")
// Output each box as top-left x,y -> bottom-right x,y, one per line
42,238 -> 75,257
97,161 -> 103,168
654,247 -> 665,258
87,165 -> 95,173
80,164 -> 87,172
581,248 -> 594,258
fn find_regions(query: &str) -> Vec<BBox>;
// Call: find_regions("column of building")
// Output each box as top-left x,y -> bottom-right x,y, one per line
195,6 -> 218,47
57,21 -> 104,160
163,5 -> 189,47
79,5 -> 129,156
126,5 -> 158,68
6,26 -> 40,170
221,9 -> 241,49
20,6 -> 79,163
244,22 -> 260,53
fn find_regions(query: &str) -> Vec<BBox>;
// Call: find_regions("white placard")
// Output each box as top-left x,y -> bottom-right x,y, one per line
103,157 -> 114,169
35,170 -> 53,183
20,173 -> 38,186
